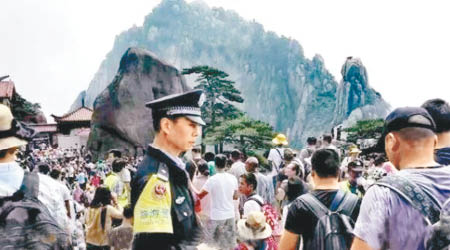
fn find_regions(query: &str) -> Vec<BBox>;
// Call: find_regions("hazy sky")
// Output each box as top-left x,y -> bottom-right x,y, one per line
1,0 -> 449,122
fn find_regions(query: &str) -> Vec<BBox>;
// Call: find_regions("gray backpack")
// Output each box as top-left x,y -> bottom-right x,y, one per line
376,174 -> 450,250
0,171 -> 71,249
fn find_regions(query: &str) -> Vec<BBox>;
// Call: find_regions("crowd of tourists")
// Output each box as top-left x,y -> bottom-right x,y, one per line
0,90 -> 450,250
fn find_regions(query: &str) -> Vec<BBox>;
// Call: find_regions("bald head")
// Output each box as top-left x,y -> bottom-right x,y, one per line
245,157 -> 259,173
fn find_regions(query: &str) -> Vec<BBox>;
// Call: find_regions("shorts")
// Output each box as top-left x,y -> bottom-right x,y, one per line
206,218 -> 236,250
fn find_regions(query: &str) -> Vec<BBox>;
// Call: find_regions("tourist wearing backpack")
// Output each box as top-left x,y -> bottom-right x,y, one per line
299,137 -> 317,181
352,107 -> 450,250
0,104 -> 72,249
267,134 -> 288,175
239,173 -> 281,248
246,157 -> 276,206
239,173 -> 265,218
279,149 -> 361,250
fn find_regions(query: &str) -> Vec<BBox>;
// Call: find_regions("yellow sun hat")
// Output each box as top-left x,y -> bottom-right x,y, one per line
272,133 -> 288,146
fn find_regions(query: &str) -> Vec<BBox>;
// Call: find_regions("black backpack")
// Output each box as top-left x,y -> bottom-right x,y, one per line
0,171 -> 72,250
299,190 -> 359,250
375,174 -> 450,250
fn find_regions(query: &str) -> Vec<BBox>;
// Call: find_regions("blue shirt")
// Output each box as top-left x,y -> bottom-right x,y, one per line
436,147 -> 450,165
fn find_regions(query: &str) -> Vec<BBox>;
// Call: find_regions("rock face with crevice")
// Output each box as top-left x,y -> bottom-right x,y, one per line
87,47 -> 189,159
334,57 -> 390,127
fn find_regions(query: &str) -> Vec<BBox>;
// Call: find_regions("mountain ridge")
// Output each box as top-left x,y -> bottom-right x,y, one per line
72,0 -> 390,147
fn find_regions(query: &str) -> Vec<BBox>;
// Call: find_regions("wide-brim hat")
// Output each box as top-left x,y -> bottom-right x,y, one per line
237,211 -> 272,240
0,104 -> 36,150
349,147 -> 362,154
272,133 -> 288,146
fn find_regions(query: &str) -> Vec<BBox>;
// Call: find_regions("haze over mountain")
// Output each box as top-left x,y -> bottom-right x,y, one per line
72,0 -> 390,147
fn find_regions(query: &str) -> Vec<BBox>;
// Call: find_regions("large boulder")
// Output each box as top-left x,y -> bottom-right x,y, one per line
87,47 -> 189,160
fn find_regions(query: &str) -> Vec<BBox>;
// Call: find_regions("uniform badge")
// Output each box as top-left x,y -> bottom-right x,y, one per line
135,175 -> 173,234
154,182 -> 167,198
198,93 -> 206,106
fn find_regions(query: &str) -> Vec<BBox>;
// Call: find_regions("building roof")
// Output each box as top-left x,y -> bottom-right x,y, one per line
0,81 -> 15,99
51,107 -> 93,122
29,124 -> 58,133
74,128 -> 91,137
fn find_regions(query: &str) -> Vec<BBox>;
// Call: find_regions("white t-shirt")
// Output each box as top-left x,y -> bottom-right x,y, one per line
58,181 -> 71,202
203,172 -> 238,220
243,194 -> 264,218
268,147 -> 284,174
323,144 -> 341,157
67,166 -> 75,178
228,161 -> 246,180
119,168 -> 131,183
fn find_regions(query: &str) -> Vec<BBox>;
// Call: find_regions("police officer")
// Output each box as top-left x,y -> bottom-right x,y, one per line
131,89 -> 205,250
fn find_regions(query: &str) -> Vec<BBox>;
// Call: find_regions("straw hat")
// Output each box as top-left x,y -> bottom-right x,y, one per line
272,133 -> 288,146
237,211 -> 272,240
0,104 -> 35,150
349,147 -> 362,154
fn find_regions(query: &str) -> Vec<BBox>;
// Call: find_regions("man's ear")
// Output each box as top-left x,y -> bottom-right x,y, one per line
160,117 -> 172,135
433,134 -> 438,149
385,132 -> 399,152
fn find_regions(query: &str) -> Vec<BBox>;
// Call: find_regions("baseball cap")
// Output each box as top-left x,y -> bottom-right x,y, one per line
375,107 -> 436,152
348,160 -> 364,172
384,107 -> 435,133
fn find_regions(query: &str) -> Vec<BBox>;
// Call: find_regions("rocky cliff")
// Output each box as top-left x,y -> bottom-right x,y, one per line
87,47 -> 189,159
74,0 -> 390,147
334,57 -> 390,127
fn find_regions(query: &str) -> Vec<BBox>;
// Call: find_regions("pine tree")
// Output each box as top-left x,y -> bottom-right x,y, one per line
205,115 -> 275,153
344,119 -> 384,143
182,66 -> 244,136
183,65 -> 276,153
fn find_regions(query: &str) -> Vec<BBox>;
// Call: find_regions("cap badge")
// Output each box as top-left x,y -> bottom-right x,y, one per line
198,93 -> 206,107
